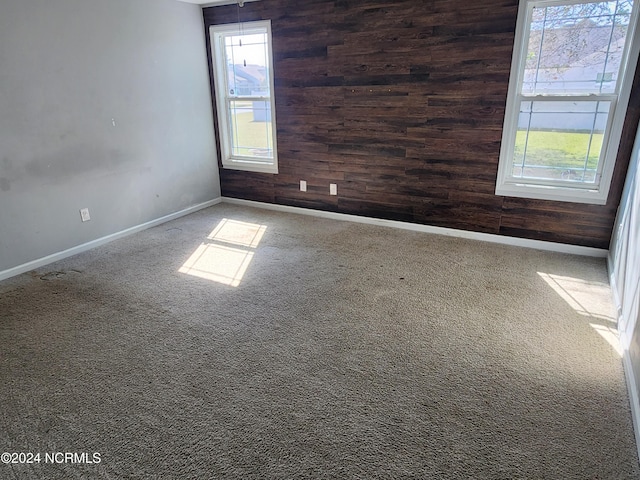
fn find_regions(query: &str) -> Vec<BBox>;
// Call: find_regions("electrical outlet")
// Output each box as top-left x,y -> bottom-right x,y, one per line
80,208 -> 91,222
330,183 -> 337,195
300,180 -> 307,192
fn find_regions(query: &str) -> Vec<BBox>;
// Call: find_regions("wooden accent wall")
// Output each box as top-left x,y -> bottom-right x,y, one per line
203,0 -> 640,249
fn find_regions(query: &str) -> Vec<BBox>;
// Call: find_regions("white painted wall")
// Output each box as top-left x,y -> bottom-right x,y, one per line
0,0 -> 220,274
609,122 -> 640,456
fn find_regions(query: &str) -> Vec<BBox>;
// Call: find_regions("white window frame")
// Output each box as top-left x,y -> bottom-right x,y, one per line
210,20 -> 278,174
496,0 -> 640,204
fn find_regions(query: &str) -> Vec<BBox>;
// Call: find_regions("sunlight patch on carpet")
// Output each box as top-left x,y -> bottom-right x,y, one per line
179,218 -> 267,287
589,323 -> 624,357
538,272 -> 621,356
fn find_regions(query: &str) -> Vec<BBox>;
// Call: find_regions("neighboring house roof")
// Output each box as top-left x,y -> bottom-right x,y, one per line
527,21 -> 627,70
575,34 -> 626,69
229,64 -> 266,87
523,21 -> 630,94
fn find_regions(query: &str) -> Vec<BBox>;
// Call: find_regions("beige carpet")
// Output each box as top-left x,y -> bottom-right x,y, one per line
0,203 -> 638,479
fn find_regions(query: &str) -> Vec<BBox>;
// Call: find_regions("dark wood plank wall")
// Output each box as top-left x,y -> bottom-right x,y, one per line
203,0 -> 640,249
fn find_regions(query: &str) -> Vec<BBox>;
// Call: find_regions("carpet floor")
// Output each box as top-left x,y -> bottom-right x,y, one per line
0,203 -> 638,479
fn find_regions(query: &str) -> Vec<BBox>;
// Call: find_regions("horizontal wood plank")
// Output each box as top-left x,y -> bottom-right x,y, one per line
204,0 -> 640,248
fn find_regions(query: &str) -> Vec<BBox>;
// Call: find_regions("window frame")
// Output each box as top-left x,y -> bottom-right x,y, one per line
210,20 -> 279,174
496,0 -> 640,204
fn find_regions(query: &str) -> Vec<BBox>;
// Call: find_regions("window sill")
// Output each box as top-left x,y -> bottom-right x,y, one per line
495,182 -> 608,205
221,159 -> 278,174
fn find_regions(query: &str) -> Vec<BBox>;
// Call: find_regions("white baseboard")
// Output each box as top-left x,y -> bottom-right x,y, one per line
623,350 -> 640,463
0,198 -> 222,282
0,194 -> 608,282
222,197 -> 608,258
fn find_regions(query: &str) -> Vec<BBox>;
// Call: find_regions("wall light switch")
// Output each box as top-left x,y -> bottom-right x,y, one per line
80,208 -> 91,222
300,180 -> 307,192
330,183 -> 337,195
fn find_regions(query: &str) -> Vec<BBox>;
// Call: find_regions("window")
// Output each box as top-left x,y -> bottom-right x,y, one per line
210,20 -> 278,174
496,0 -> 640,204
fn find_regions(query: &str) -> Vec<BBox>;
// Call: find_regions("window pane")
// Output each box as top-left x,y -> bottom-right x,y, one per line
523,0 -> 633,95
228,100 -> 273,159
224,33 -> 270,97
211,21 -> 278,173
512,100 -> 610,183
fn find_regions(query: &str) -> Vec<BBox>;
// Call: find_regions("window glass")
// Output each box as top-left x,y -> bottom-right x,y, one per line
210,21 -> 278,174
496,0 -> 638,204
